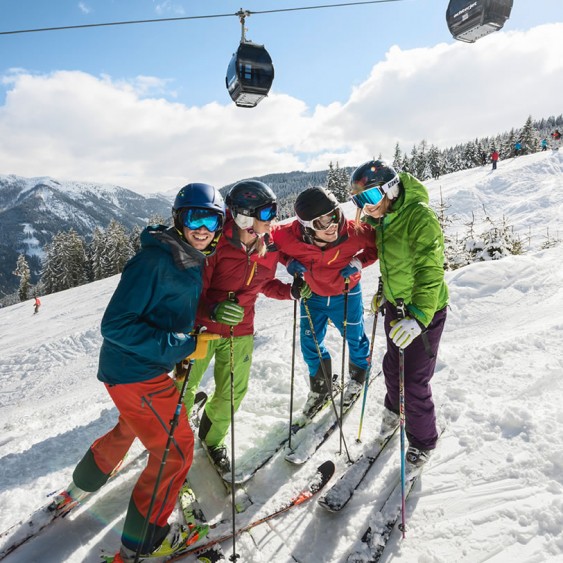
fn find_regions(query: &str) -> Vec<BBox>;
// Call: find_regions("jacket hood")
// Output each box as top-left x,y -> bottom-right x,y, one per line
142,225 -> 205,270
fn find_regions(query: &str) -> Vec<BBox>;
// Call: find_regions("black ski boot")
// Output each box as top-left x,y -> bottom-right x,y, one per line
342,363 -> 367,408
199,411 -> 232,475
302,358 -> 332,419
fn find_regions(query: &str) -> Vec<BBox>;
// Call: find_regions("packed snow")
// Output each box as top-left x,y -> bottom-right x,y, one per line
0,151 -> 562,562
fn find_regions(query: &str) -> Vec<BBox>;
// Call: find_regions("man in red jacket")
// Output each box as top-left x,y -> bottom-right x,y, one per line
272,186 -> 377,416
179,180 -> 310,474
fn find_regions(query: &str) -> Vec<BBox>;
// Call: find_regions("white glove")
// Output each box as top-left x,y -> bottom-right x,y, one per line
389,317 -> 422,348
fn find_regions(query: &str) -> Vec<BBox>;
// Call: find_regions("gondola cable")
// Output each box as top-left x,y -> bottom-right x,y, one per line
0,0 -> 406,36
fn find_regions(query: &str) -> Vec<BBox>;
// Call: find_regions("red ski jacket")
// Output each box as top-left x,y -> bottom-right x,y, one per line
196,219 -> 292,337
271,219 -> 377,296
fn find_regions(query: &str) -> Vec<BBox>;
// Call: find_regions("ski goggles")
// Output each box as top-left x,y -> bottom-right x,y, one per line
299,208 -> 342,231
351,176 -> 400,209
182,208 -> 223,232
254,203 -> 277,222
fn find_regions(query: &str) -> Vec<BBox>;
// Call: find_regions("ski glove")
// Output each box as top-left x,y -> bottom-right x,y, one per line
286,259 -> 307,277
340,257 -> 362,279
389,317 -> 422,349
186,332 -> 221,360
211,300 -> 245,326
290,276 -> 312,300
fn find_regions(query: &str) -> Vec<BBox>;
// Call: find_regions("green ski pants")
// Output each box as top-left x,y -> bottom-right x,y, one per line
183,334 -> 254,447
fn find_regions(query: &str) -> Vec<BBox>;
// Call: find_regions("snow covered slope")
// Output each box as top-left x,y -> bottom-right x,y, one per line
0,151 -> 562,562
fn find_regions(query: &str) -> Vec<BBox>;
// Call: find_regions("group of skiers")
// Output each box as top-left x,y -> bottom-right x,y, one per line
54,160 -> 449,562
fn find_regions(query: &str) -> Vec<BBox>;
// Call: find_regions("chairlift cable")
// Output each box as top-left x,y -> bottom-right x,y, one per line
0,0 -> 406,36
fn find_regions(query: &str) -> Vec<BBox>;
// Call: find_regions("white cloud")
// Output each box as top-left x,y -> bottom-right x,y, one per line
0,23 -> 561,194
78,2 -> 91,15
154,1 -> 185,16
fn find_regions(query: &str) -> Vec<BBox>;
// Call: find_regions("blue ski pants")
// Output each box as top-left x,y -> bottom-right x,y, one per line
300,283 -> 370,378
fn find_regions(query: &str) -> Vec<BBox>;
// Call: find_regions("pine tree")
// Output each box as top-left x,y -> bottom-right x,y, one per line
13,254 -> 31,302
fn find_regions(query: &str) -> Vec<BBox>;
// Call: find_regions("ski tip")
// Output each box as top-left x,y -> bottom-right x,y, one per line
314,460 -> 336,488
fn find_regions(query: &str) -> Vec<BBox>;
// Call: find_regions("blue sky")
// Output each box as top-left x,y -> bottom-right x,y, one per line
1,1 -> 562,193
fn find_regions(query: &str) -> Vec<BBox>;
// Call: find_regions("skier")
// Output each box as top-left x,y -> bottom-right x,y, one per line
551,129 -> 561,150
514,140 -> 522,157
54,183 -> 225,562
33,296 -> 41,314
541,138 -> 548,151
350,160 -> 448,469
178,180 -> 310,474
271,186 -> 377,418
491,148 -> 499,170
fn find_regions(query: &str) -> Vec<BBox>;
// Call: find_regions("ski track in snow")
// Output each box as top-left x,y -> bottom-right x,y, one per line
0,151 -> 562,562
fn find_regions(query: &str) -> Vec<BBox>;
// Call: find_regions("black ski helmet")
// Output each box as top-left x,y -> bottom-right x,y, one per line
226,180 -> 277,229
350,160 -> 398,196
172,183 -> 225,232
294,186 -> 339,224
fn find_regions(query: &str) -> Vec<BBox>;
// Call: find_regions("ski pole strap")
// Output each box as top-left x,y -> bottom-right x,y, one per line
395,298 -> 406,321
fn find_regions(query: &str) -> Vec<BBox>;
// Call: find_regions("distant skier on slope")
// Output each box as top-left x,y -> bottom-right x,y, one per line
177,180 -> 305,475
33,296 -> 41,314
53,183 -> 225,563
491,149 -> 499,170
271,186 -> 377,418
350,160 -> 449,469
551,129 -> 561,151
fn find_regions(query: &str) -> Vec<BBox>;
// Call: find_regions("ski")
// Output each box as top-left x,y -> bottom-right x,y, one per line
0,393 -> 205,561
164,460 -> 336,562
318,425 -> 399,512
284,371 -> 381,465
223,378 -> 344,486
178,483 -> 226,562
346,467 -> 420,563
346,425 -> 446,562
199,442 -> 253,514
0,450 -> 146,561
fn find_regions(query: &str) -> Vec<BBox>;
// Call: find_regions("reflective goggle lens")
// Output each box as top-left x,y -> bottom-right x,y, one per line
311,208 -> 342,230
182,208 -> 222,232
351,185 -> 385,209
256,203 -> 277,221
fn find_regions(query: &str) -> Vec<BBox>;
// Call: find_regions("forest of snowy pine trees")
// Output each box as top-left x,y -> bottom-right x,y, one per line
8,113 -> 562,304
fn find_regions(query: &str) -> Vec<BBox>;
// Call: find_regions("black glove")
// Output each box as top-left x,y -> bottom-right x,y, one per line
291,276 -> 312,300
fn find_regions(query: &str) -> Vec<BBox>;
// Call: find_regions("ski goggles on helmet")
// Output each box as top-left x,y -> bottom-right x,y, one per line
300,208 -> 342,231
181,208 -> 223,232
351,176 -> 400,209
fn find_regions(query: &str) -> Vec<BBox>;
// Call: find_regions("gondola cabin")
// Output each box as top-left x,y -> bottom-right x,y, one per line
446,0 -> 513,43
226,41 -> 274,108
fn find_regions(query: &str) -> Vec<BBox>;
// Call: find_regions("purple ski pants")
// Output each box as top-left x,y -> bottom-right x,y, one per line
382,303 -> 447,450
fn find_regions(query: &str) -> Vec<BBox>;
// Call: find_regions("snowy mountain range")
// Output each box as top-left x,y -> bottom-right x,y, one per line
0,175 -> 172,295
0,151 -> 562,562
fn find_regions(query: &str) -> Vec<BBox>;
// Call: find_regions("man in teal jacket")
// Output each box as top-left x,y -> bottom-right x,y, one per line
53,183 -> 225,562
351,160 -> 448,469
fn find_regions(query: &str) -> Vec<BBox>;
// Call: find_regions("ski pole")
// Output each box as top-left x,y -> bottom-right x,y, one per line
339,278 -> 350,455
357,276 -> 383,443
288,288 -> 298,450
302,299 -> 352,463
227,291 -> 239,562
134,358 -> 196,563
395,298 -> 408,538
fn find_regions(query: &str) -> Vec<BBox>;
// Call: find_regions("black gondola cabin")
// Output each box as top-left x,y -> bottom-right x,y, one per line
226,41 -> 274,108
446,0 -> 513,43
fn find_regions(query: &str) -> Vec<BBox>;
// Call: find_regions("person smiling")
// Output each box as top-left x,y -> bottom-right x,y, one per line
272,186 -> 377,417
350,160 -> 448,469
179,180 -> 305,475
54,183 -> 226,563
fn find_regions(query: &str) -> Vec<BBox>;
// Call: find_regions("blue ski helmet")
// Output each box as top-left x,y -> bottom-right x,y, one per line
172,183 -> 226,230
